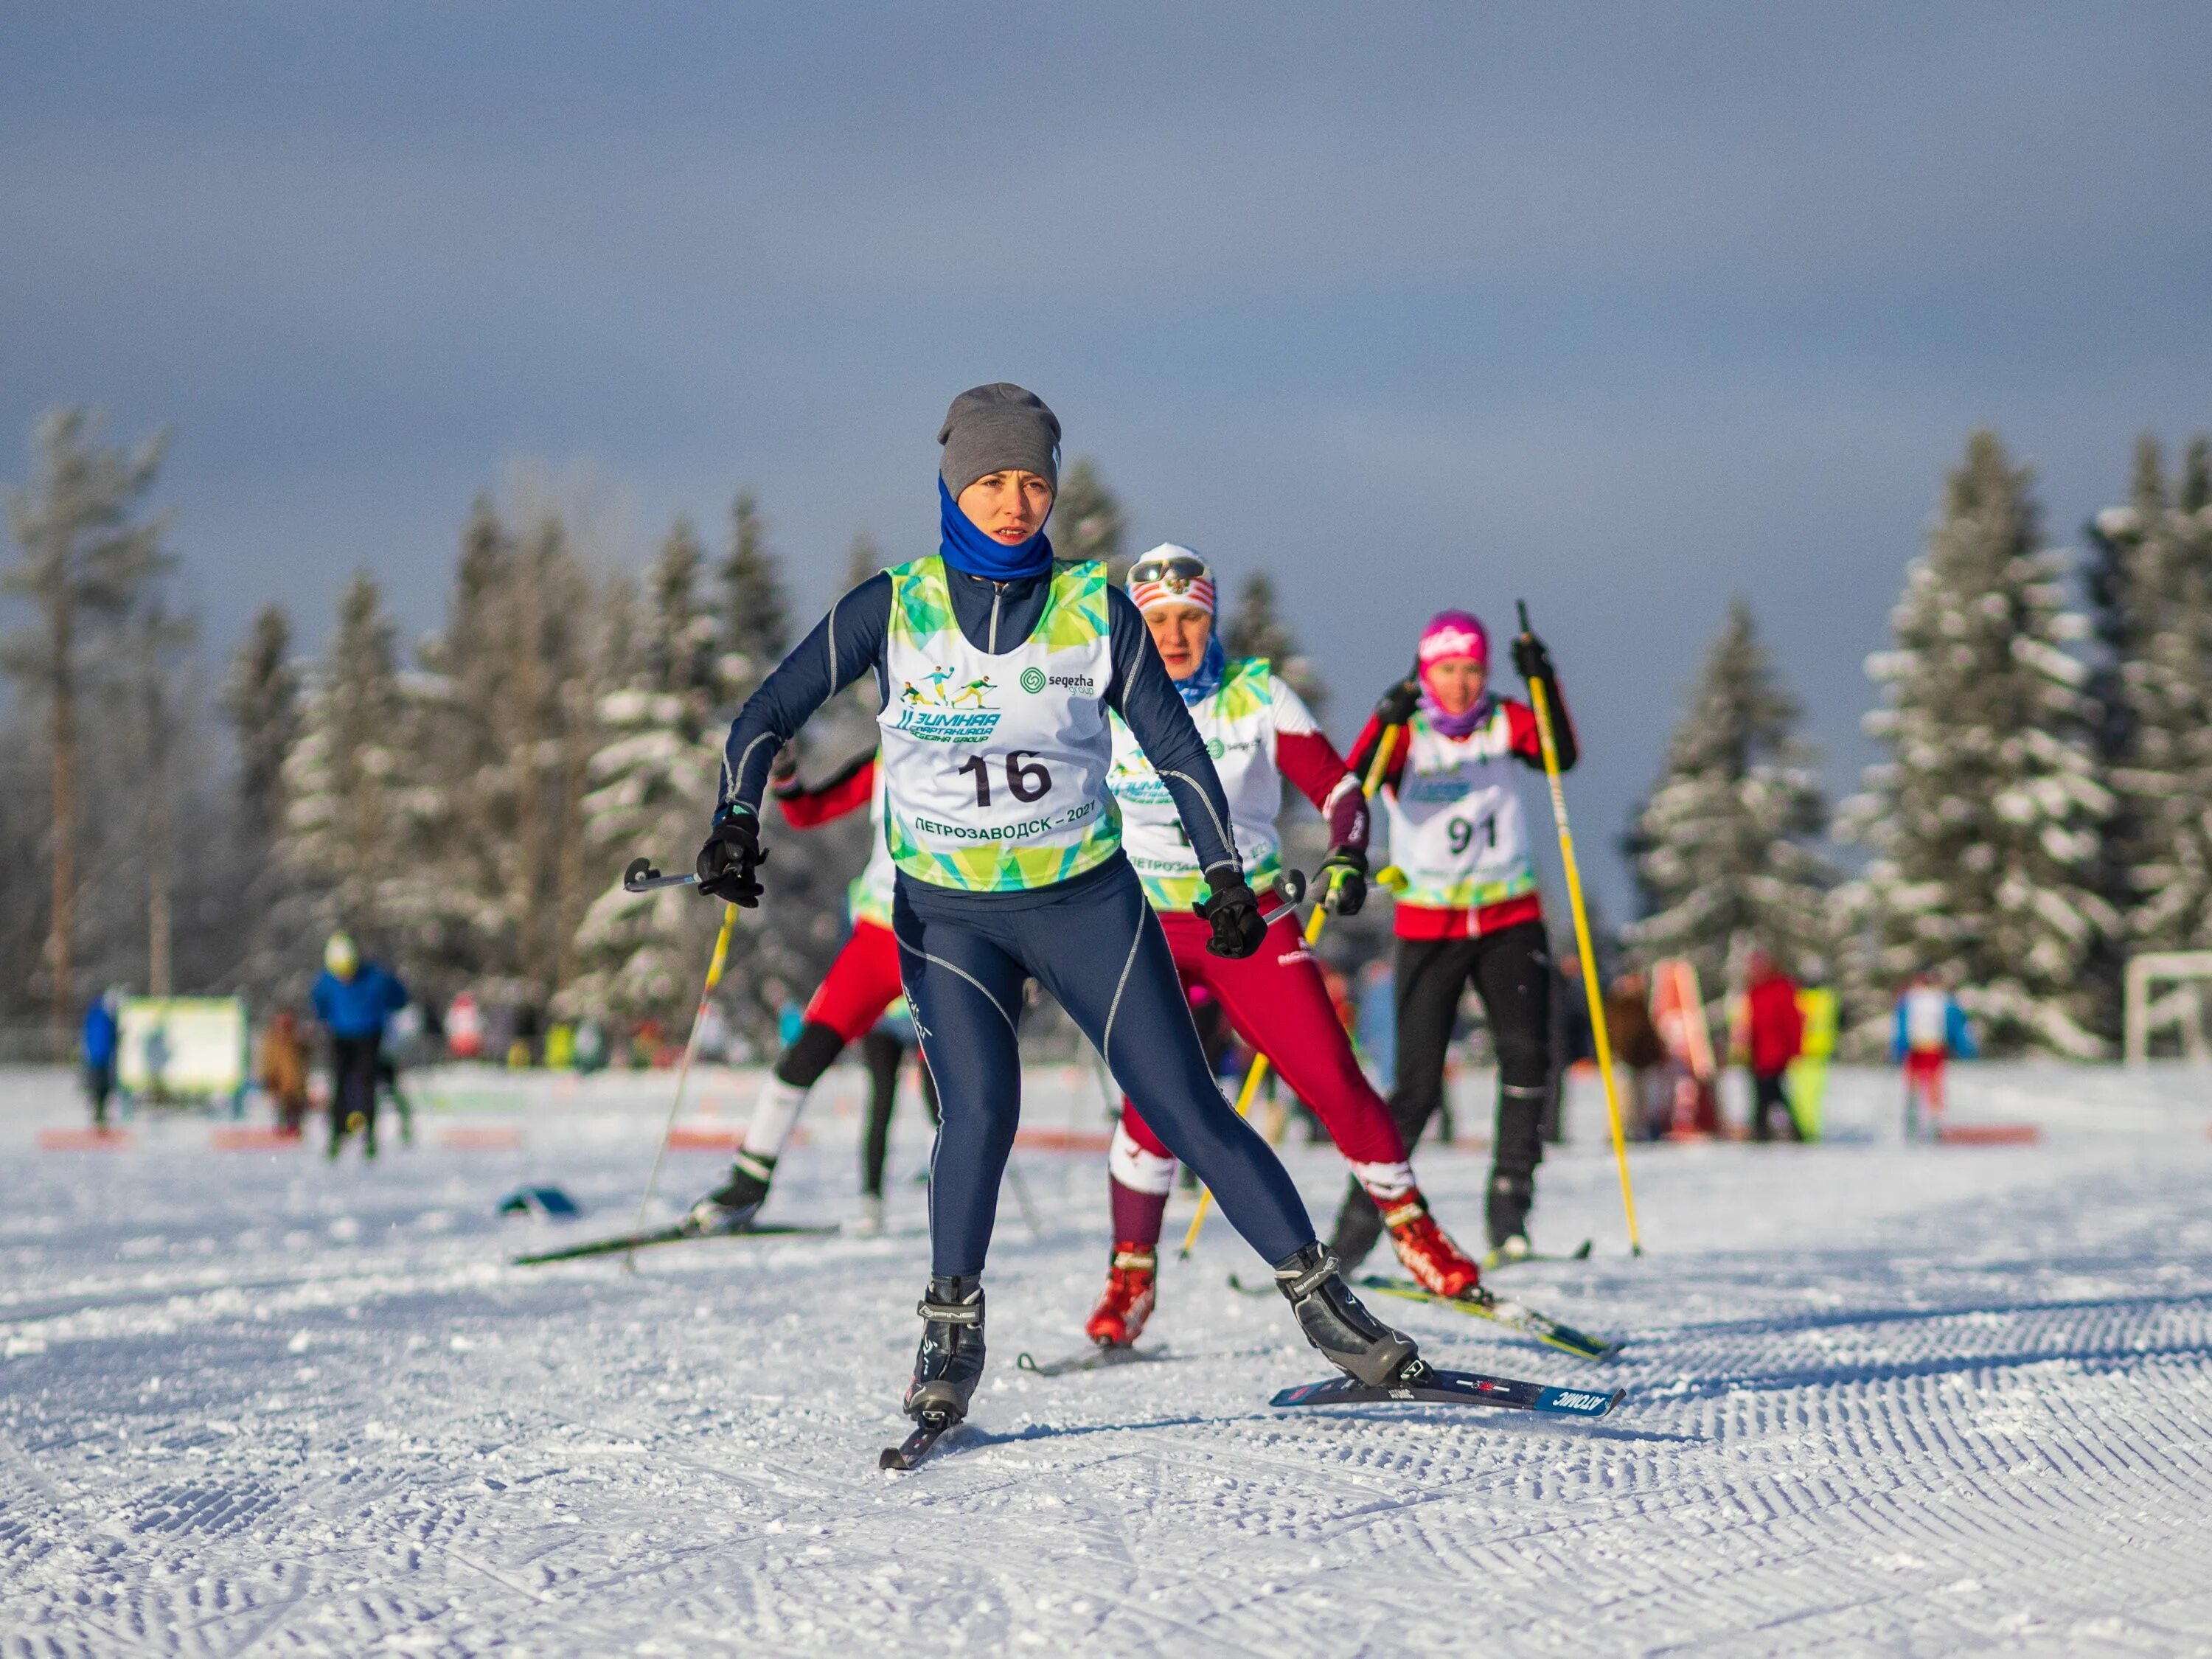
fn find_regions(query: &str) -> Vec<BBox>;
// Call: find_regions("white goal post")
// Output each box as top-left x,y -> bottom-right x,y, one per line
2123,951 -> 2212,1065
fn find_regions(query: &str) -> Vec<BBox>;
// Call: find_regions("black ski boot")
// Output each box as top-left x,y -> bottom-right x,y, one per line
1486,1172 -> 1534,1257
684,1150 -> 775,1235
1273,1245 -> 1422,1387
904,1274 -> 986,1425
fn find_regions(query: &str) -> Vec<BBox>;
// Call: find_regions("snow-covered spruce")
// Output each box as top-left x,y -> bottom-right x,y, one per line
1837,430 -> 2115,1057
1624,596 -> 1835,992
2085,434 -> 2212,964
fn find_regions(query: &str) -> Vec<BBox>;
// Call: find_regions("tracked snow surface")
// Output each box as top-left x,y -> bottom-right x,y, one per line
3,1061 -> 2211,1655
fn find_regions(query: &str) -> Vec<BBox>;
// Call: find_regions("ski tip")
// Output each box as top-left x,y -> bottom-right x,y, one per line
1534,1383 -> 1625,1418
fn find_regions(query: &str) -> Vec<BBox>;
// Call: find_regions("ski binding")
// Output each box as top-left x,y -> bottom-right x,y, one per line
881,1411 -> 958,1470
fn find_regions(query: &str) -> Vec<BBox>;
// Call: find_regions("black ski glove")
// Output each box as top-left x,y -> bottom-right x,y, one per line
1511,628 -> 1556,685
1318,846 -> 1368,917
1374,673 -> 1420,728
695,813 -> 768,907
1194,874 -> 1267,959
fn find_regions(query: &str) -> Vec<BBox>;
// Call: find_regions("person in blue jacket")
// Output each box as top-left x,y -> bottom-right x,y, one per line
310,932 -> 408,1160
82,988 -> 122,1128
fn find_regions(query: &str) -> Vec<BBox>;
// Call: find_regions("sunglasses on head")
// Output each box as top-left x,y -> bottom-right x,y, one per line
1129,555 -> 1211,586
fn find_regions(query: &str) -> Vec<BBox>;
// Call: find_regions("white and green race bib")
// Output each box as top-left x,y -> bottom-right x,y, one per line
1382,706 -> 1537,911
1109,657 -> 1287,910
877,557 -> 1121,892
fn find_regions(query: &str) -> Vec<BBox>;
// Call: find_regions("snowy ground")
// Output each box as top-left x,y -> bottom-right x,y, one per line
4,1060 -> 2211,1657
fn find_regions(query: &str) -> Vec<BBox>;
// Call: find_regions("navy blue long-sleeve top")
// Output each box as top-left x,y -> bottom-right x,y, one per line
717,561 -> 1244,889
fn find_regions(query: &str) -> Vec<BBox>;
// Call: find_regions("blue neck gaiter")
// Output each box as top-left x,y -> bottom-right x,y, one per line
939,477 -> 1054,581
1174,634 -> 1228,706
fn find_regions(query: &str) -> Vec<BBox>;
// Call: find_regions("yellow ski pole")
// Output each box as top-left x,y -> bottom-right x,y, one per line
627,899 -> 739,1269
1517,600 -> 1643,1256
1178,723 -> 1403,1261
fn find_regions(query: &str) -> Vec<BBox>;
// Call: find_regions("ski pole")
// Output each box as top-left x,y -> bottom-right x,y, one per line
1178,723 -> 1404,1262
627,893 -> 740,1269
1517,600 -> 1643,1256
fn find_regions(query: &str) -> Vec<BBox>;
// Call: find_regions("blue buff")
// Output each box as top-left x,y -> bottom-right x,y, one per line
938,476 -> 1054,580
1174,634 -> 1228,706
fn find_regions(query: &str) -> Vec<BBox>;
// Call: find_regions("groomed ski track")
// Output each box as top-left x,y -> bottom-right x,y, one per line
3,1063 -> 2211,1655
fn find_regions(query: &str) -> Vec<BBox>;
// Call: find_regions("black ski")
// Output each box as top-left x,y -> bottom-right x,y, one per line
1272,1363 -> 1622,1419
512,1222 -> 836,1266
1484,1238 -> 1594,1269
1016,1343 -> 1169,1378
1357,1276 -> 1619,1362
880,1411 -> 959,1470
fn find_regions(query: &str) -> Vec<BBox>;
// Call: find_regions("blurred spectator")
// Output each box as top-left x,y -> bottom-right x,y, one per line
1604,972 -> 1670,1141
573,1018 -> 608,1074
1743,950 -> 1804,1142
310,931 -> 408,1161
1893,971 -> 1975,1141
259,1009 -> 310,1135
82,988 -> 121,1128
446,990 -> 485,1060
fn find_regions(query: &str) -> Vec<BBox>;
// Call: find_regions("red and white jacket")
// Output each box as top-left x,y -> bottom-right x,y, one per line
1349,689 -> 1573,941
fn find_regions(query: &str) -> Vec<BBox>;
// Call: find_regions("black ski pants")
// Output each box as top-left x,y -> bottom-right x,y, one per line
1750,1071 -> 1800,1141
329,1034 -> 382,1152
896,856 -> 1315,1278
1331,922 -> 1554,1265
859,1027 -> 940,1197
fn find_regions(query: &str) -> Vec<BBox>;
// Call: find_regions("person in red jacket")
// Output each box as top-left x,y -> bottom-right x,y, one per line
1331,609 -> 1576,1263
1742,950 -> 1804,1142
1085,547 -> 1485,1348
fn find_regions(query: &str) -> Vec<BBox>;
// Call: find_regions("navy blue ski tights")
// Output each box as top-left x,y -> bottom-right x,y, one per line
895,856 -> 1316,1277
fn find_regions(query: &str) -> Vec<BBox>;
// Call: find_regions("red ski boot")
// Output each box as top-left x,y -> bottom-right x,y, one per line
1381,1196 -> 1482,1298
1083,1244 -> 1158,1347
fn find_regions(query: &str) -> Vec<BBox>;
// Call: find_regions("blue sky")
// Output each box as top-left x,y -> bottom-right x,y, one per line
4,3 -> 2208,914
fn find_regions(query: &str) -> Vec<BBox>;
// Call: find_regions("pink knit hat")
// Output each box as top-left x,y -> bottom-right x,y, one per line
1417,609 -> 1488,669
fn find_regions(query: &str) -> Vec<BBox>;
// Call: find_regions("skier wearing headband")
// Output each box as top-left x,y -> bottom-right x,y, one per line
686,386 -> 1423,1435
1333,609 -> 1577,1264
1085,546 -> 1485,1348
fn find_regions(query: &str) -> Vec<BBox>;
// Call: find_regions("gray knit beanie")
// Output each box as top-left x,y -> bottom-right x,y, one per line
938,383 -> 1061,498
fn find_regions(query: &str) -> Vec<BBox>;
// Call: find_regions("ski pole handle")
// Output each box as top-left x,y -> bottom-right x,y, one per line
1259,869 -> 1307,928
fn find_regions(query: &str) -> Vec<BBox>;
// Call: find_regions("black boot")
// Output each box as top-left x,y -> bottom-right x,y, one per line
904,1275 -> 986,1424
1273,1245 -> 1422,1387
684,1150 -> 775,1235
1486,1172 -> 1533,1255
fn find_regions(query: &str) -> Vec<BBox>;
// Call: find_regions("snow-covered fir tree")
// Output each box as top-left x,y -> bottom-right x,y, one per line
1839,431 -> 2115,1057
1051,458 -> 1127,580
1624,597 -> 1834,990
1224,569 -> 1326,714
2085,434 -> 2212,964
717,491 -> 790,704
702,499 -> 855,1050
283,573 -> 417,947
565,518 -> 727,1020
408,501 -> 604,1006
